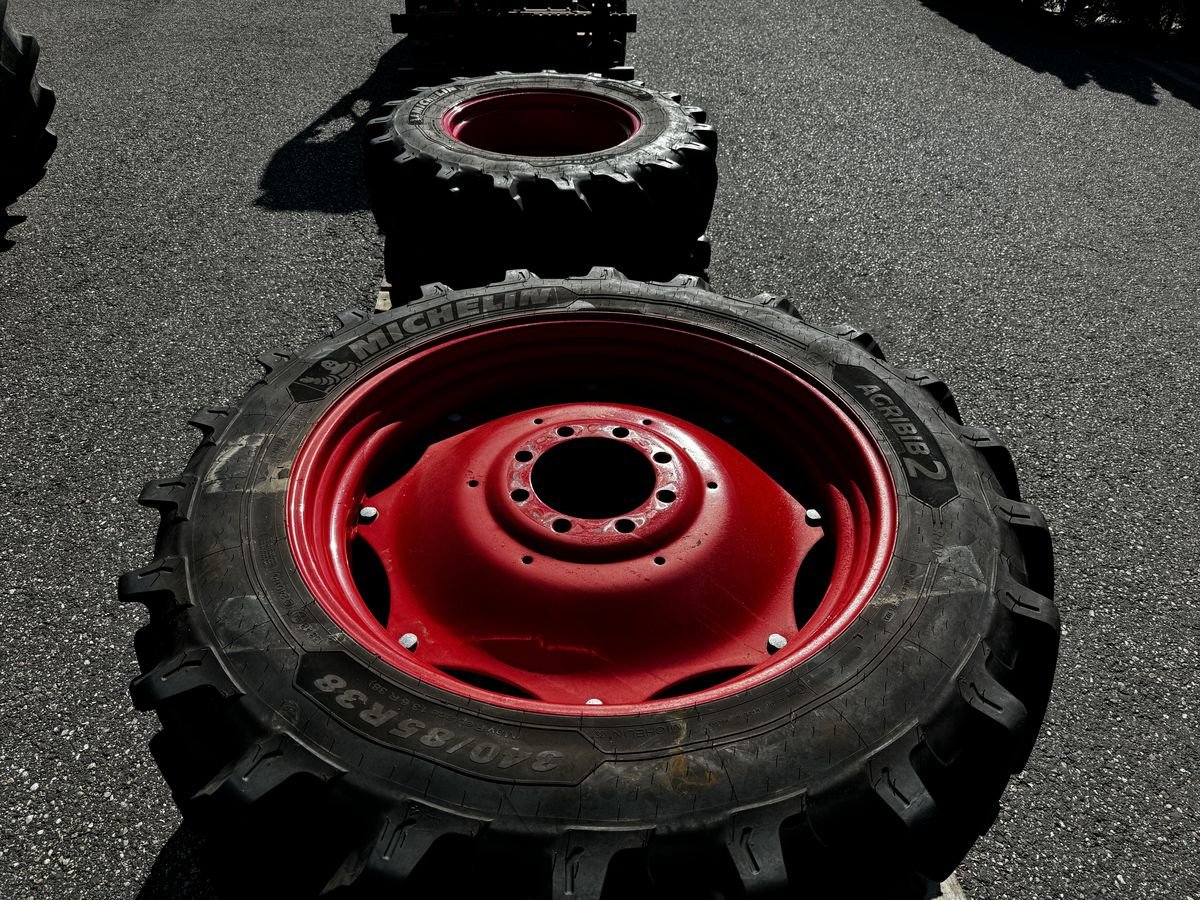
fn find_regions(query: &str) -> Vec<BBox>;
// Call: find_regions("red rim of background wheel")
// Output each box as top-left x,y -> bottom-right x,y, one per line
286,316 -> 897,716
441,89 -> 643,157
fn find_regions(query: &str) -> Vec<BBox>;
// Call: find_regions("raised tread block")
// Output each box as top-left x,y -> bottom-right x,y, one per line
137,474 -> 196,516
747,291 -> 803,319
995,567 -> 1060,640
726,806 -> 792,896
556,829 -> 651,900
334,307 -> 370,330
193,732 -> 342,807
130,646 -> 240,711
256,349 -> 293,374
325,804 -> 485,890
833,324 -> 887,360
904,368 -> 964,425
118,557 -> 189,608
187,406 -> 234,442
959,426 -> 1021,499
869,729 -> 941,842
994,498 -> 1054,597
957,643 -> 1029,741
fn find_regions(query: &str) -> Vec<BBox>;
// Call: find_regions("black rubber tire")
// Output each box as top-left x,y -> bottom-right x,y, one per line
364,73 -> 716,299
398,3 -> 632,77
409,2 -> 628,12
1,0 -> 56,208
121,271 -> 1058,899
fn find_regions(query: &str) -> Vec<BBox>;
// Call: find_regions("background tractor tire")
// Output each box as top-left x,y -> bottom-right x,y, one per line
364,73 -> 716,300
1,0 -> 56,209
121,272 -> 1058,899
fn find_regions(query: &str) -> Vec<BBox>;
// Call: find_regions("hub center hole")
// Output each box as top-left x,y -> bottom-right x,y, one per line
531,437 -> 657,519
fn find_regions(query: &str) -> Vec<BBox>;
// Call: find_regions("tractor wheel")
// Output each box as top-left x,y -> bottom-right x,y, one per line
1,0 -> 56,209
364,73 -> 716,300
121,271 -> 1058,899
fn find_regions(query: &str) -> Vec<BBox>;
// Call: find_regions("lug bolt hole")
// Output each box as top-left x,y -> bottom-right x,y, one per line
615,519 -> 636,533
552,519 -> 573,533
557,426 -> 575,437
515,450 -> 534,462
656,489 -> 676,503
613,427 -> 630,438
511,489 -> 530,502
653,452 -> 672,464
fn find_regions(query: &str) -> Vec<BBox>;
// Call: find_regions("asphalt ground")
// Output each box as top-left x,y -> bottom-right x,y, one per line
1,1 -> 1198,897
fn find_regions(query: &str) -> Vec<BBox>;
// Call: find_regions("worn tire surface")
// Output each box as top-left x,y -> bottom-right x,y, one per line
121,272 -> 1058,899
365,73 -> 716,298
0,0 -> 56,208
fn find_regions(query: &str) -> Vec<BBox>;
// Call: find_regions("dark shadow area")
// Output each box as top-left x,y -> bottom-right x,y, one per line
257,39 -> 422,214
921,0 -> 1200,110
136,823 -> 225,900
1,213 -> 27,251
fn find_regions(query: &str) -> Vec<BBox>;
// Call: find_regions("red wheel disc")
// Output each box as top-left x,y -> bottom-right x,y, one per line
287,317 -> 896,715
441,89 -> 643,157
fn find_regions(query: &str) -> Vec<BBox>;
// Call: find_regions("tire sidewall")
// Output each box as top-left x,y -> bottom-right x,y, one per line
387,73 -> 694,176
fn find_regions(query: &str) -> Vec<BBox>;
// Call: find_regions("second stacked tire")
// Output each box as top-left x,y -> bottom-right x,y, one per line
365,71 -> 717,298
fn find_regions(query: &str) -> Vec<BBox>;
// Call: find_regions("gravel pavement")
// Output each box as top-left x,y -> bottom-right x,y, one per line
1,1 -> 1198,897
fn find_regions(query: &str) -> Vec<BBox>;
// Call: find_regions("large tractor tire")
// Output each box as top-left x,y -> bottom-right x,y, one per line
121,272 -> 1058,899
365,73 -> 716,299
1,0 -> 56,209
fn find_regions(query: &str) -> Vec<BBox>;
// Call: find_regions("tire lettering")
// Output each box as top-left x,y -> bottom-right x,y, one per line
307,671 -> 573,775
360,703 -> 398,727
420,727 -> 454,748
837,365 -> 958,507
469,742 -> 498,763
314,674 -> 346,693
498,748 -> 533,769
390,718 -> 426,739
446,736 -> 476,754
903,457 -> 948,480
335,689 -> 367,709
532,751 -> 563,772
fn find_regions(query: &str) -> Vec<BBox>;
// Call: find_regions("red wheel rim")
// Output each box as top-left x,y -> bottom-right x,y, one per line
287,317 -> 896,716
441,89 -> 643,157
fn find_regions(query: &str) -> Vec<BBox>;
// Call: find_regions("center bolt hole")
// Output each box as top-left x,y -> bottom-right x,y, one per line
531,437 -> 657,519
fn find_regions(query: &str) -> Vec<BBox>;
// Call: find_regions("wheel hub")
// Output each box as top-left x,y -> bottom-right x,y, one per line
355,403 -> 822,704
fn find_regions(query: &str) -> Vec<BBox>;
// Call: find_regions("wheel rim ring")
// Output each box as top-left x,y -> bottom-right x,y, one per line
441,89 -> 643,157
286,314 -> 897,716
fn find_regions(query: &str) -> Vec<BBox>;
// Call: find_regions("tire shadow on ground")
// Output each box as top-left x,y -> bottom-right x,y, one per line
920,0 -> 1200,110
256,40 -> 420,215
136,823 -> 224,900
1,213 -> 26,251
